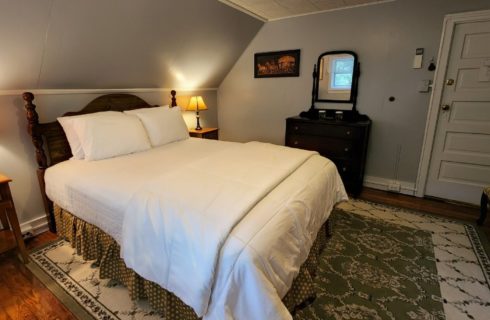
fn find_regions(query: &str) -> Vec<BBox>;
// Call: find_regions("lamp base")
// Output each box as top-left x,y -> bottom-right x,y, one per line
195,111 -> 202,130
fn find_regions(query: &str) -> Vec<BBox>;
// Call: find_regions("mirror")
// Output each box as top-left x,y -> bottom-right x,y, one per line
314,51 -> 359,105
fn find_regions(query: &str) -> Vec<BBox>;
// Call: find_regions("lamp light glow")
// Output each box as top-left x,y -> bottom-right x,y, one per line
187,96 -> 208,130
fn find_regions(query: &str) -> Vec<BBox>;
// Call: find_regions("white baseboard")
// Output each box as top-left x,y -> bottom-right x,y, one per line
363,176 -> 417,196
20,215 -> 49,236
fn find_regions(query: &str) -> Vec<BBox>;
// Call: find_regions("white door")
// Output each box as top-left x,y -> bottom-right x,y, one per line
425,18 -> 490,205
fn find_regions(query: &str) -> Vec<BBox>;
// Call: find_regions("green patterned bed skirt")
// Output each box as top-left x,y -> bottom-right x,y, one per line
53,204 -> 329,319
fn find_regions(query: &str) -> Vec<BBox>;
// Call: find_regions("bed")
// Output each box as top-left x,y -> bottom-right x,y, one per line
22,91 -> 347,319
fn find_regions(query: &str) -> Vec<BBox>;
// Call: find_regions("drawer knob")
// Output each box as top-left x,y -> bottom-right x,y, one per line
342,167 -> 347,172
294,141 -> 299,145
344,147 -> 349,152
294,126 -> 299,130
346,131 -> 351,135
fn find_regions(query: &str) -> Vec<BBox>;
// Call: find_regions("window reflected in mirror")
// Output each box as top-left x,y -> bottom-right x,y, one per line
317,53 -> 355,101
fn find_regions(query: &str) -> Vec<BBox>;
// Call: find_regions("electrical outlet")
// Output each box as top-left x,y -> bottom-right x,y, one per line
388,181 -> 401,192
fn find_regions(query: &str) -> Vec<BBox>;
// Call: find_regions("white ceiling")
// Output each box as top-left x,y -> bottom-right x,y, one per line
219,0 -> 393,21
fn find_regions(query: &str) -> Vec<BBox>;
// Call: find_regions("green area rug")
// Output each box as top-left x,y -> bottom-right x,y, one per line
28,199 -> 490,320
296,207 -> 444,320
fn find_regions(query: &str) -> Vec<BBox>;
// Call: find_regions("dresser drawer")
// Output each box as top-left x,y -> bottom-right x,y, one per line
286,134 -> 356,159
287,121 -> 362,140
285,116 -> 371,196
330,158 -> 362,180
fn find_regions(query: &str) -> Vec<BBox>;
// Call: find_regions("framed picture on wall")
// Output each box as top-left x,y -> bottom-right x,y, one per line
254,49 -> 300,78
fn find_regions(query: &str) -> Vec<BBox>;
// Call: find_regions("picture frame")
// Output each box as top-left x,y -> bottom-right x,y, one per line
254,49 -> 300,78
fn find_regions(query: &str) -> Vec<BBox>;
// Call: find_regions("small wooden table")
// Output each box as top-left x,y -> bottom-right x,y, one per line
0,174 -> 29,263
189,127 -> 219,140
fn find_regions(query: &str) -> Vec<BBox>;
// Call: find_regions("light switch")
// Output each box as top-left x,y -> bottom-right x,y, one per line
413,48 -> 424,69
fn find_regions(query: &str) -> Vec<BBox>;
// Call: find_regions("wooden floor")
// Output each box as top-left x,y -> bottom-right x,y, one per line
0,188 -> 487,319
0,231 -> 73,319
359,188 -> 490,239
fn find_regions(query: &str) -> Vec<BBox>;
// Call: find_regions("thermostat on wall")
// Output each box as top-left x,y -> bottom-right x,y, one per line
413,48 -> 424,69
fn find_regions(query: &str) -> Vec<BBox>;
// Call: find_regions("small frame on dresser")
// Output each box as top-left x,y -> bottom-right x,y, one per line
254,49 -> 300,78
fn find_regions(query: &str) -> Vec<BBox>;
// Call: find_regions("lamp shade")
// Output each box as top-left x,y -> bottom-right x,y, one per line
187,96 -> 208,111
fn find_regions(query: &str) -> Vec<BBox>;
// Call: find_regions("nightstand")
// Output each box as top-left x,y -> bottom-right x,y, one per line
189,127 -> 219,140
0,174 -> 29,263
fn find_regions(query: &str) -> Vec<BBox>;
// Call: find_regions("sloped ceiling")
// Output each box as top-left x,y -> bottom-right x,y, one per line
0,0 -> 263,90
220,0 -> 392,21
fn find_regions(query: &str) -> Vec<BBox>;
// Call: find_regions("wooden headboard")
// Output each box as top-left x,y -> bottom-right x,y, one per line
22,90 -> 177,232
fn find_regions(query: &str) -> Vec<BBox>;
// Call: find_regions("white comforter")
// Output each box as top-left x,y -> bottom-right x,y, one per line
45,138 -> 347,320
121,142 -> 316,316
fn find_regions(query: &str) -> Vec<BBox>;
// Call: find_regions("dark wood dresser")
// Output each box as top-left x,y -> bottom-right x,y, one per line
285,116 -> 371,196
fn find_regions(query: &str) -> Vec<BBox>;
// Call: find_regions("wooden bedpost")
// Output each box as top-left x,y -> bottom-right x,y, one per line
23,93 -> 48,169
170,90 -> 177,107
23,92 -> 56,232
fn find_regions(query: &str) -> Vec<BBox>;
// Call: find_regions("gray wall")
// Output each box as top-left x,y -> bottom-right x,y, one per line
0,0 -> 262,89
0,0 -> 263,227
218,0 -> 490,186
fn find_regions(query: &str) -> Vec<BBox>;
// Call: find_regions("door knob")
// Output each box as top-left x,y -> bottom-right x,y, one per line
441,104 -> 450,111
446,79 -> 454,86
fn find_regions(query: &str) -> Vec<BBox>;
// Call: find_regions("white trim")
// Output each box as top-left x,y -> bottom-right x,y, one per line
415,9 -> 490,198
364,176 -> 416,196
267,0 -> 396,22
217,0 -> 267,22
0,87 -> 218,97
219,0 -> 395,22
20,215 -> 48,236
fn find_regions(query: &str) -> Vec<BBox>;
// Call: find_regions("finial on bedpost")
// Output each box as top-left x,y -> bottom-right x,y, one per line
23,91 -> 34,104
23,92 -> 48,169
170,90 -> 177,107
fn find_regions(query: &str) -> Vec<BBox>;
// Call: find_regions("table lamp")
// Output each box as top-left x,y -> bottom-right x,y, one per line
187,96 -> 208,131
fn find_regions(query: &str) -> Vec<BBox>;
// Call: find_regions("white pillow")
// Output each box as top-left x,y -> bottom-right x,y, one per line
124,106 -> 189,147
125,105 -> 169,115
72,113 -> 152,161
58,111 -> 119,160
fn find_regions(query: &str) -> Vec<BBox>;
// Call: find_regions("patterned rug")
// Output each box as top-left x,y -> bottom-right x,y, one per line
28,199 -> 490,320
